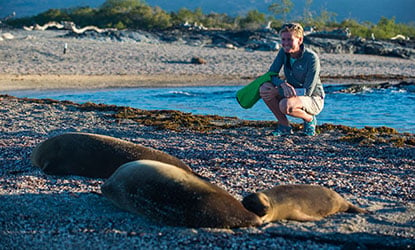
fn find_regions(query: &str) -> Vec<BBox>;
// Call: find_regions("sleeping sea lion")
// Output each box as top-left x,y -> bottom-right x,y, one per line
31,132 -> 192,178
242,184 -> 367,222
101,160 -> 262,228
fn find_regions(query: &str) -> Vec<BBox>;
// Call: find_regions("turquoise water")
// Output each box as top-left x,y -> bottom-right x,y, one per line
6,85 -> 415,133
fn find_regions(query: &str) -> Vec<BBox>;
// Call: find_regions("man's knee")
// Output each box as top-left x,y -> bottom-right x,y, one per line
259,82 -> 273,93
280,98 -> 301,114
279,99 -> 289,114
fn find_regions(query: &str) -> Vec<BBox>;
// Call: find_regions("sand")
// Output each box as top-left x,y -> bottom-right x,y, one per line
0,29 -> 414,249
1,29 -> 414,92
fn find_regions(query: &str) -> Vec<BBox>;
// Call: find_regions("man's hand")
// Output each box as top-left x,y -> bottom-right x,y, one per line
259,83 -> 279,101
281,82 -> 296,98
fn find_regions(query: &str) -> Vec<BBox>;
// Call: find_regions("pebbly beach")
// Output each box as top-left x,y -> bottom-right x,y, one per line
1,29 -> 415,91
0,29 -> 415,249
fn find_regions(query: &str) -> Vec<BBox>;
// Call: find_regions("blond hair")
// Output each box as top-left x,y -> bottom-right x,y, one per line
279,23 -> 304,38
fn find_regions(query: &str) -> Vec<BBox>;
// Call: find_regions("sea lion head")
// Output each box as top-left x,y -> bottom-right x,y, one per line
242,192 -> 271,217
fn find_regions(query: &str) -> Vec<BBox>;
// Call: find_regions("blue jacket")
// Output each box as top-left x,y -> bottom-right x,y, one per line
269,45 -> 325,98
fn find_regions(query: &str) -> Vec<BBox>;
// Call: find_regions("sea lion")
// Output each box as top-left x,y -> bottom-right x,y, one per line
101,160 -> 262,228
242,184 -> 367,222
31,132 -> 192,178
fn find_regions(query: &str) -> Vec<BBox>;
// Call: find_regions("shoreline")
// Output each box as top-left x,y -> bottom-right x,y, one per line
2,73 -> 414,135
1,73 -> 413,92
0,74 -> 247,91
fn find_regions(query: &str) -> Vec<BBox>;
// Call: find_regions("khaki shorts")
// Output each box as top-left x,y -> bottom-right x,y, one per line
299,96 -> 324,115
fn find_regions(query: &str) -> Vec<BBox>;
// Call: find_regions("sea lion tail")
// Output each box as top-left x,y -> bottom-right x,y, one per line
346,203 -> 368,214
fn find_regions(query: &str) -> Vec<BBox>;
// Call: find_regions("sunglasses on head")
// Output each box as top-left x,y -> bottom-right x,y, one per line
281,23 -> 302,29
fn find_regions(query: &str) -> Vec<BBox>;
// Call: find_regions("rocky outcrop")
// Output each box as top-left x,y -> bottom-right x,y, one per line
324,81 -> 415,94
157,28 -> 280,51
13,21 -> 415,59
304,36 -> 415,59
0,32 -> 14,41
306,28 -> 351,40
62,28 -> 415,59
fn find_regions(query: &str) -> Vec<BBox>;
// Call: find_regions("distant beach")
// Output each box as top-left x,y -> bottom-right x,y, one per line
1,30 -> 414,92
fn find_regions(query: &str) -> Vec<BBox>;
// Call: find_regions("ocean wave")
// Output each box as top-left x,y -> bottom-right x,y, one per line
156,91 -> 199,98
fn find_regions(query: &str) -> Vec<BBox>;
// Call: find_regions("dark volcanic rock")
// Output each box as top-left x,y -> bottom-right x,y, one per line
61,26 -> 415,59
336,81 -> 415,93
304,36 -> 415,59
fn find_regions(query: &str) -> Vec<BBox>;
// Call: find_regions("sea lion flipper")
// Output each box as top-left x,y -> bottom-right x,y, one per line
288,210 -> 323,222
346,203 -> 368,214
